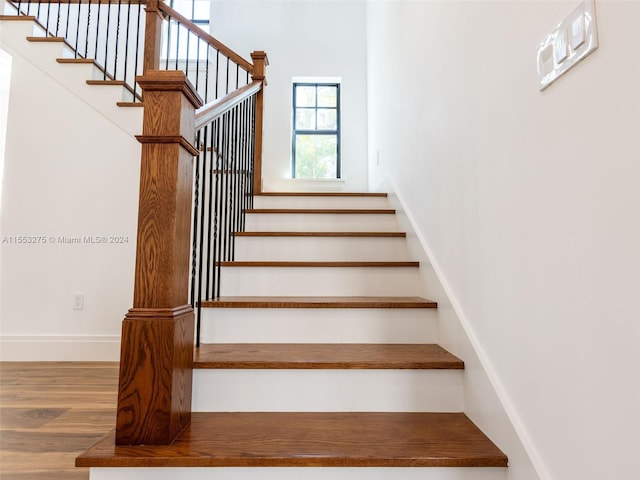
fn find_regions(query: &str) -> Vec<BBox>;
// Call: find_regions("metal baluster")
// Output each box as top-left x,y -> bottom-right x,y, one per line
185,29 -> 191,81
103,1 -> 111,78
227,107 -> 236,260
132,4 -> 141,100
164,19 -> 171,69
206,118 -> 217,300
225,56 -> 230,94
215,115 -> 226,297
74,2 -> 81,58
54,2 -> 61,37
113,0 -> 122,78
195,125 -> 209,348
194,37 -> 201,92
84,0 -> 91,59
214,51 -> 220,100
123,2 -> 131,91
93,0 -> 100,62
190,129 -> 202,320
45,1 -> 51,35
174,21 -> 180,70
203,45 -> 210,103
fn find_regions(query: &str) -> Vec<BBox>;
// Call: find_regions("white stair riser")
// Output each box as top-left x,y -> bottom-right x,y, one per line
199,308 -> 438,344
244,213 -> 399,232
234,236 -> 410,261
90,467 -> 506,480
253,196 -> 390,209
219,267 -> 422,296
193,370 -> 463,412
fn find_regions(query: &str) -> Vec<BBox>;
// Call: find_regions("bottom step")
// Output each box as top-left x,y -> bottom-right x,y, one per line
78,412 -> 507,468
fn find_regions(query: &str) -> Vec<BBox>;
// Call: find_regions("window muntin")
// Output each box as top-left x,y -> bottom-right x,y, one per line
292,82 -> 341,179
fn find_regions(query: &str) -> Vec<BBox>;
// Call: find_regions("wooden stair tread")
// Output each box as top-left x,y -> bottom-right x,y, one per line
256,192 -> 388,197
0,15 -> 36,21
77,412 -> 506,467
86,80 -> 126,86
200,295 -> 436,308
235,231 -> 406,237
56,58 -> 95,64
246,208 -> 395,214
194,343 -> 463,369
219,261 -> 419,267
26,36 -> 65,42
117,102 -> 144,107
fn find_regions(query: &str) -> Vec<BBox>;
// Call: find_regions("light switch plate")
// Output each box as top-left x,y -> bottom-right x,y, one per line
537,0 -> 598,91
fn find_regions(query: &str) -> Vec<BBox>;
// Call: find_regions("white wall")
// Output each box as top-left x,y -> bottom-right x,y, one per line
0,39 -> 140,360
210,0 -> 369,192
367,1 -> 640,479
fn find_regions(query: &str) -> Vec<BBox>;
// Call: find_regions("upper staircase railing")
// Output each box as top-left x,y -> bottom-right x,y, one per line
3,0 -> 268,446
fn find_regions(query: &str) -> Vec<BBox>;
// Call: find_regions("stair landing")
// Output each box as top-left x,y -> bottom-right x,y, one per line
76,412 -> 507,468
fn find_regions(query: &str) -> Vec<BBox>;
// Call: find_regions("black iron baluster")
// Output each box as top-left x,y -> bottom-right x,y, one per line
203,45 -> 210,103
132,4 -> 141,101
236,64 -> 240,89
194,37 -> 201,92
214,50 -> 220,101
190,129 -> 202,316
74,2 -> 81,58
206,118 -> 218,300
195,125 -> 209,348
54,2 -> 61,37
174,21 -> 180,70
45,1 -> 51,35
84,0 -> 91,59
215,115 -> 226,296
103,1 -> 111,79
164,19 -> 171,69
93,0 -> 100,62
113,0 -> 122,78
123,1 -> 131,91
225,56 -> 230,95
184,28 -> 191,81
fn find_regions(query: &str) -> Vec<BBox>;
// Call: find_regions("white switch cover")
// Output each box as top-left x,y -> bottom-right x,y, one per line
537,0 -> 598,90
554,28 -> 569,64
571,13 -> 586,49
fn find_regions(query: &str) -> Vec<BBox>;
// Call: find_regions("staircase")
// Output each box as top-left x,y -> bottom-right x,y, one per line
77,192 -> 507,479
1,10 -> 508,479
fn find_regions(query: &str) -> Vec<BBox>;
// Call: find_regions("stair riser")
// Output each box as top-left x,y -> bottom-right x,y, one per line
90,467 -> 506,480
253,196 -> 390,209
234,236 -> 409,261
192,370 -> 463,412
199,308 -> 438,344
244,213 -> 399,232
218,267 -> 422,296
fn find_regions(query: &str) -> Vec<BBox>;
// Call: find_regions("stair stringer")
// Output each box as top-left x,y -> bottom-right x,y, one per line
0,18 -> 142,135
385,184 -> 541,480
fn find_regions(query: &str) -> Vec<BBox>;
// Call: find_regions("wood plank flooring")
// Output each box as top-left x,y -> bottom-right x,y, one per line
0,362 -> 119,480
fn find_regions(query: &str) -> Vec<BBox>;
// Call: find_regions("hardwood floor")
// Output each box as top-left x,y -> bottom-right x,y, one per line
0,362 -> 119,480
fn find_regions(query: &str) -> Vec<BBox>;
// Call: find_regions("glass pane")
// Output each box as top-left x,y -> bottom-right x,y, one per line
296,86 -> 316,107
295,108 -> 316,130
317,86 -> 337,107
295,135 -> 337,179
317,109 -> 337,130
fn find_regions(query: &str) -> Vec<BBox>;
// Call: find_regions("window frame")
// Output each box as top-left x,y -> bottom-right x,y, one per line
291,82 -> 341,179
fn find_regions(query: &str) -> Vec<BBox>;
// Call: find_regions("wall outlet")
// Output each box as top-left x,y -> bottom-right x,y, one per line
73,293 -> 85,310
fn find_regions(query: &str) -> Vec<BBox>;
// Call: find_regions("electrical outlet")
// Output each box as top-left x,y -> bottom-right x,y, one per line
73,293 -> 85,310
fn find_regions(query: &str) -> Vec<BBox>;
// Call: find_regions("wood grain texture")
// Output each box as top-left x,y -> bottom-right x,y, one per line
85,80 -> 125,86
142,0 -> 162,73
193,343 -> 464,369
115,307 -> 194,445
218,261 -> 419,267
0,15 -> 36,20
26,36 -> 64,42
234,231 -> 406,237
117,102 -> 144,107
246,208 -> 395,214
56,58 -> 94,63
77,412 -> 507,467
116,71 -> 201,445
0,362 -> 118,480
250,51 -> 268,193
199,295 -> 436,308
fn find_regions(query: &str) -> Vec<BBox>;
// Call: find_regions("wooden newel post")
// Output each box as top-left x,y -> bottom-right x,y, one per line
250,51 -> 268,194
142,0 -> 162,73
115,71 -> 203,446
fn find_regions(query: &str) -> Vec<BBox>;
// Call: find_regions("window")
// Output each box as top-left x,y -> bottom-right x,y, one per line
292,82 -> 341,179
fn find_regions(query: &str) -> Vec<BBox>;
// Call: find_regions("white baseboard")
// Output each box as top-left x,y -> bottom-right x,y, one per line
0,335 -> 121,361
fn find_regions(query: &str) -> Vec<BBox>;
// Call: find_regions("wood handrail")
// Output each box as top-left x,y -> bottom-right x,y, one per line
10,0 -> 146,3
157,1 -> 254,74
195,80 -> 262,131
